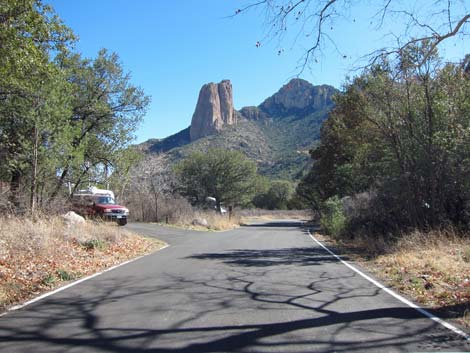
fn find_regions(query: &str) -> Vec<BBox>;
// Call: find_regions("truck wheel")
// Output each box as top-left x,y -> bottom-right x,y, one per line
117,218 -> 127,226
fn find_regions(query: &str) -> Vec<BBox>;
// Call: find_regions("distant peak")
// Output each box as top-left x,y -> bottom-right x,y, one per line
286,78 -> 312,86
259,79 -> 336,117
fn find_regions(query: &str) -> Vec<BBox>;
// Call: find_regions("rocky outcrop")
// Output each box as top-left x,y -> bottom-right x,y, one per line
140,78 -> 338,180
190,80 -> 237,141
259,78 -> 336,117
239,106 -> 269,121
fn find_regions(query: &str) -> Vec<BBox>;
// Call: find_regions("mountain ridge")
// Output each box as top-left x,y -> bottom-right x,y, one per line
140,78 -> 338,179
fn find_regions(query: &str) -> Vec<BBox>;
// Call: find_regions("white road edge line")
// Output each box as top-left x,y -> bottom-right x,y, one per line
0,243 -> 170,318
307,230 -> 470,341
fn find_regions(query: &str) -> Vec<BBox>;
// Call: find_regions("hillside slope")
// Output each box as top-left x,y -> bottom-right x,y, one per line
140,79 -> 338,180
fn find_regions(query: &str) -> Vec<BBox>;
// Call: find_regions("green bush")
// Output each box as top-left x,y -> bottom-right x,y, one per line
42,274 -> 56,286
320,196 -> 347,236
57,269 -> 74,281
81,238 -> 107,251
252,180 -> 295,210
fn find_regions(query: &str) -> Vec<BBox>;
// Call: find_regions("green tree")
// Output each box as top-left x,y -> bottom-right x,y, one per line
24,66 -> 73,213
0,1 -> 150,213
251,176 -> 271,209
301,46 -> 470,231
50,49 -> 150,199
0,0 -> 74,209
253,180 -> 294,209
175,149 -> 258,212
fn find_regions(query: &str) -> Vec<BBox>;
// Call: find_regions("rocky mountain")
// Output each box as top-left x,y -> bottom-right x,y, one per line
260,79 -> 335,117
190,80 -> 237,141
141,78 -> 338,180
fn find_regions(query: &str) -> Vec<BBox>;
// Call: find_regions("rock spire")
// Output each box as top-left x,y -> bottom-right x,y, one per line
189,80 -> 236,141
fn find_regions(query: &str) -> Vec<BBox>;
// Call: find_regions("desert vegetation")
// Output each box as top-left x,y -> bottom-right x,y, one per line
298,46 -> 470,237
313,227 -> 470,327
295,46 -> 470,325
0,216 -> 164,311
121,149 -> 303,230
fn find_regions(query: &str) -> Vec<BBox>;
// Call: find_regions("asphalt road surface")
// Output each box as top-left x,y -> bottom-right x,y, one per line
0,220 -> 469,352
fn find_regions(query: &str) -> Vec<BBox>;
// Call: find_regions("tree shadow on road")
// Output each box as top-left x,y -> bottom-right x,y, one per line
1,222 -> 468,353
1,272 -> 466,353
187,247 -> 347,267
241,221 -> 305,228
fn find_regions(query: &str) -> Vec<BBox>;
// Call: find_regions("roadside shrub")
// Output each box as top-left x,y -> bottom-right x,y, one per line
237,208 -> 312,220
462,246 -> 470,263
320,196 -> 347,237
56,269 -> 74,281
195,211 -> 241,231
41,274 -> 56,286
80,238 -> 107,251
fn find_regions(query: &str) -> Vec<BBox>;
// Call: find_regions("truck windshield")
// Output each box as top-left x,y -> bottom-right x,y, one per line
96,196 -> 115,204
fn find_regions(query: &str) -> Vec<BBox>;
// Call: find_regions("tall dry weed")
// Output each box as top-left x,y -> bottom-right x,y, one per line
170,209 -> 241,231
393,227 -> 465,251
372,228 -> 470,318
328,227 -> 470,326
0,216 -> 163,311
200,211 -> 241,231
238,209 -> 312,220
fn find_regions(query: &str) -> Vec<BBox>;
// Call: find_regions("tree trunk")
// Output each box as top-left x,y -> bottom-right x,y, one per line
49,166 -> 69,202
423,78 -> 437,225
139,190 -> 146,221
70,166 -> 90,197
9,169 -> 22,211
155,195 -> 159,222
30,126 -> 39,215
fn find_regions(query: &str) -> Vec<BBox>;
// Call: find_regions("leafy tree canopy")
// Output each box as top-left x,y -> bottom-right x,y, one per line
300,44 -> 470,231
175,149 -> 258,211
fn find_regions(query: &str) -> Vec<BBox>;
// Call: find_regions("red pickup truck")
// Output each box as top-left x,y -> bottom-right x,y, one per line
73,188 -> 129,226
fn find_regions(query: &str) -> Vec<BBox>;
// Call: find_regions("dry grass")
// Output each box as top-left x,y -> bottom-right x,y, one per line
202,212 -> 241,231
0,217 -> 165,312
165,210 -> 241,231
239,209 -> 312,223
372,229 -> 470,326
167,208 -> 310,231
319,228 -> 470,328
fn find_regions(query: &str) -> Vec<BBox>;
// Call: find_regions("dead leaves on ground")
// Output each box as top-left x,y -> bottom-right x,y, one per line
0,218 -> 165,312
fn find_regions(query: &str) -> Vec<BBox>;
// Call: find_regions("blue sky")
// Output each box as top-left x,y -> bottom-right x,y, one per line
47,1 -> 468,143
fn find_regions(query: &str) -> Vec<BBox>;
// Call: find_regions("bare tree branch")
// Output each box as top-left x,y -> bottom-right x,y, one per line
422,13 -> 470,64
234,0 -> 470,71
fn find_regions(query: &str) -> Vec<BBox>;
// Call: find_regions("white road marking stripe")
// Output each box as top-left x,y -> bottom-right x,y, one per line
0,243 -> 170,317
307,230 -> 470,341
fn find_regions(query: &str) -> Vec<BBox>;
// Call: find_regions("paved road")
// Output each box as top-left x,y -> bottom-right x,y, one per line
0,221 -> 468,352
